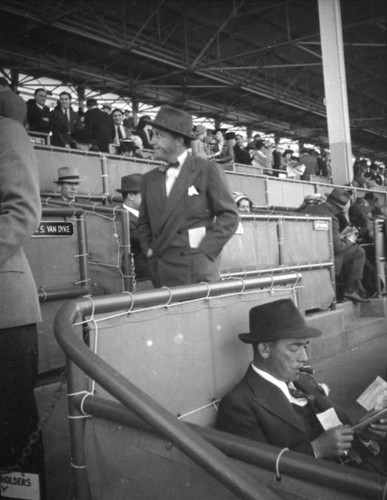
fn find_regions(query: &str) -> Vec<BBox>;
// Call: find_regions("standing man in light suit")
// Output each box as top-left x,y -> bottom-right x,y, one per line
138,105 -> 238,288
0,117 -> 43,484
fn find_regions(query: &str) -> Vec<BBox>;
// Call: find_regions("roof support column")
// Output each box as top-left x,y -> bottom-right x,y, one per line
318,0 -> 352,185
132,97 -> 139,127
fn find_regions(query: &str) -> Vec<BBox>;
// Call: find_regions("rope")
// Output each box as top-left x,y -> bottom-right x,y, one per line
274,447 -> 289,482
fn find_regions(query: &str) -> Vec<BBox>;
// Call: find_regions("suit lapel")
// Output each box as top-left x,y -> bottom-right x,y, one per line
160,155 -> 199,228
149,168 -> 167,226
245,367 -> 310,436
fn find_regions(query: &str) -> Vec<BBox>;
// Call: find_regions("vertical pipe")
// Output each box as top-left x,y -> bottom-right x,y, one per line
327,218 -> 337,309
277,217 -> 284,266
120,209 -> 132,292
77,213 -> 91,295
373,219 -> 382,298
100,154 -> 109,197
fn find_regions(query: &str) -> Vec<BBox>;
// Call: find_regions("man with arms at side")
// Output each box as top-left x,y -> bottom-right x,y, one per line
117,173 -> 149,283
0,117 -> 44,488
218,299 -> 387,471
50,91 -> 79,148
138,105 -> 239,288
83,98 -> 114,153
27,87 -> 52,134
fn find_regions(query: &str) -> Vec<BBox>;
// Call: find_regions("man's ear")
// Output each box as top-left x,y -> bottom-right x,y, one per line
258,342 -> 270,359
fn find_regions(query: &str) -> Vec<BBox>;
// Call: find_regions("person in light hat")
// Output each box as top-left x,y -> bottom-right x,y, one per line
299,188 -> 369,303
191,124 -> 210,159
233,192 -> 253,213
138,105 -> 238,288
218,299 -> 387,470
54,166 -> 85,201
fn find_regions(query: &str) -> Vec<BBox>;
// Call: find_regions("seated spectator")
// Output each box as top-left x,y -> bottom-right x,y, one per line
313,147 -> 329,177
191,124 -> 210,159
364,192 -> 384,218
233,192 -> 253,213
281,148 -> 303,179
134,115 -> 153,150
215,131 -> 236,171
83,98 -> 114,153
111,108 -> 133,155
54,166 -> 85,201
117,173 -> 149,282
26,88 -> 51,134
298,188 -> 369,303
251,139 -> 273,174
50,91 -> 80,149
218,299 -> 387,472
351,161 -> 368,188
364,163 -> 384,188
0,77 -> 27,126
234,134 -> 252,165
211,129 -> 224,158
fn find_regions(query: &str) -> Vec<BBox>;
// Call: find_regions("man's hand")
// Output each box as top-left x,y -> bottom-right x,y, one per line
362,418 -> 387,440
312,425 -> 354,458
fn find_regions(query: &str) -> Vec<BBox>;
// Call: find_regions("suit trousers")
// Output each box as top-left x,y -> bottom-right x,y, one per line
336,243 -> 365,289
0,324 -> 44,482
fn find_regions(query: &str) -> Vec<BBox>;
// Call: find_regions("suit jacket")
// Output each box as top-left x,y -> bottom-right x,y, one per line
50,107 -> 79,147
27,101 -> 52,133
138,155 -> 239,287
217,367 -> 351,457
122,208 -> 149,281
135,128 -> 153,150
0,117 -> 42,329
300,152 -> 319,181
84,108 -> 114,152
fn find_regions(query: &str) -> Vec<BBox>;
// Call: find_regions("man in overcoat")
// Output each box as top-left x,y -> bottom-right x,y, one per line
138,105 -> 238,288
0,117 -> 43,480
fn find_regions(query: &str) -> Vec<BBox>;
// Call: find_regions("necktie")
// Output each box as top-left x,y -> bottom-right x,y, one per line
117,126 -> 123,140
288,384 -> 307,400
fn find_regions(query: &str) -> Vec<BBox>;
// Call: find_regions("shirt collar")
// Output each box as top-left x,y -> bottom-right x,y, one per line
251,363 -> 307,406
122,204 -> 139,217
159,149 -> 188,172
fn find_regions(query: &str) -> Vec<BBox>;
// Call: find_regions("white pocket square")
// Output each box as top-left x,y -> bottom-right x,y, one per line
188,185 -> 199,196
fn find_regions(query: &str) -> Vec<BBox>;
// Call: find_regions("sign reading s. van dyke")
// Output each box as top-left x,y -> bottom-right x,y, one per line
0,472 -> 40,499
33,221 -> 74,237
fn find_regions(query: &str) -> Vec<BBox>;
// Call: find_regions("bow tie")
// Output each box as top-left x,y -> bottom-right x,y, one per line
167,161 -> 180,169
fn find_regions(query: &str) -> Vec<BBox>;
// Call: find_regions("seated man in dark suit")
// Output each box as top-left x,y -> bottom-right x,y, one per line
217,299 -> 387,472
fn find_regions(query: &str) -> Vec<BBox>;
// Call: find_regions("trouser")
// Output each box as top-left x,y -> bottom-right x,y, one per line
0,324 -> 44,481
336,244 -> 365,291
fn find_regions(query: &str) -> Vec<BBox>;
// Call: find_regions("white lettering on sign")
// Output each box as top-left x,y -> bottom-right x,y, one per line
0,472 -> 40,500
33,221 -> 74,237
313,220 -> 329,231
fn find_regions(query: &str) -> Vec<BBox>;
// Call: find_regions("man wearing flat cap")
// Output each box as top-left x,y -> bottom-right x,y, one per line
117,173 -> 149,282
299,187 -> 368,303
218,299 -> 387,470
138,105 -> 238,288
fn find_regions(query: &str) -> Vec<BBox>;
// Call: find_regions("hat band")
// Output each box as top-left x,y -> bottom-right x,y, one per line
58,175 -> 80,182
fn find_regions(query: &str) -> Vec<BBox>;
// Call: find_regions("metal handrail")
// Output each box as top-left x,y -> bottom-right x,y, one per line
76,394 -> 386,500
55,276 -> 303,500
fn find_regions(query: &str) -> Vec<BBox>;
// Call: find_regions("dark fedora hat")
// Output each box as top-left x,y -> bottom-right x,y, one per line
239,299 -> 321,344
116,173 -> 143,193
327,188 -> 351,208
144,105 -> 195,140
364,191 -> 379,203
225,131 -> 236,140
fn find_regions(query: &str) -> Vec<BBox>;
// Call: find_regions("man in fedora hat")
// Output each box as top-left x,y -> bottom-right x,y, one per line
218,299 -> 387,468
299,187 -> 369,303
54,166 -> 85,201
138,105 -> 238,288
117,173 -> 149,281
